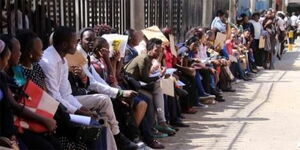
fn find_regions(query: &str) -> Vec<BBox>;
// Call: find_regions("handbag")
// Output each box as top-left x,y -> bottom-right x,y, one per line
14,80 -> 59,133
54,105 -> 105,142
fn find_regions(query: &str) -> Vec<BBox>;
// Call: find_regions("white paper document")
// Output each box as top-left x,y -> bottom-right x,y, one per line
70,114 -> 91,125
102,34 -> 128,57
165,68 -> 177,75
176,80 -> 186,87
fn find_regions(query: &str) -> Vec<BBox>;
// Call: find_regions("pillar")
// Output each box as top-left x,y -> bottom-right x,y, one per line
130,0 -> 145,30
202,0 -> 214,27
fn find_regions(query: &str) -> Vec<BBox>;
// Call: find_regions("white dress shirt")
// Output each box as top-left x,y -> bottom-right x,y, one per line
291,15 -> 298,27
39,46 -> 82,113
249,20 -> 263,40
211,17 -> 226,33
277,17 -> 286,31
77,45 -> 119,98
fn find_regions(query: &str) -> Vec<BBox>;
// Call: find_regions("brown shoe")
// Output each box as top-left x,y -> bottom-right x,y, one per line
147,140 -> 165,149
183,108 -> 197,114
201,98 -> 216,105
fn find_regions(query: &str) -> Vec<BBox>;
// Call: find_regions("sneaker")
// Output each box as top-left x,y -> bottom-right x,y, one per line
195,102 -> 208,108
152,128 -> 168,138
201,98 -> 216,105
155,125 -> 176,136
199,94 -> 216,100
170,122 -> 190,128
114,133 -> 138,150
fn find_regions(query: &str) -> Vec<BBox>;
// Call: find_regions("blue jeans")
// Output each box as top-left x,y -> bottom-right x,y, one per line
195,71 -> 206,96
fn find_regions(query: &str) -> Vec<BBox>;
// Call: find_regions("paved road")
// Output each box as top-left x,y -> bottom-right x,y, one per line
161,41 -> 300,150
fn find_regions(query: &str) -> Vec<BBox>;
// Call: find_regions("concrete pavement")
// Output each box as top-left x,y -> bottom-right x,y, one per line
161,41 -> 300,150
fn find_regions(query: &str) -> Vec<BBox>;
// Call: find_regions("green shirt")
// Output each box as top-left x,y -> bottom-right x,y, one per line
124,54 -> 159,83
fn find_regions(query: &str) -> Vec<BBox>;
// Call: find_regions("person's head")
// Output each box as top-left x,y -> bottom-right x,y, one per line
240,13 -> 249,23
230,33 -> 236,40
231,27 -> 238,35
186,27 -> 203,40
94,24 -> 112,36
93,37 -> 109,58
125,29 -> 140,47
266,10 -> 273,19
186,36 -> 199,52
52,26 -> 77,55
243,29 -> 251,38
0,40 -> 11,70
0,34 -> 21,66
16,30 -> 43,64
252,12 -> 260,21
161,27 -> 172,40
205,30 -> 215,42
216,10 -> 226,21
146,38 -> 162,59
277,12 -> 285,19
80,28 -> 96,52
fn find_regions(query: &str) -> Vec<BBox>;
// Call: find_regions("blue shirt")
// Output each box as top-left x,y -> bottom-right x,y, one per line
124,45 -> 139,64
0,89 -> 3,101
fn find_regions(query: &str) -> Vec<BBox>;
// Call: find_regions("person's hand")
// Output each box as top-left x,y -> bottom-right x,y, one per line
209,68 -> 216,74
70,66 -> 85,78
76,107 -> 99,119
99,48 -> 110,60
212,60 -> 220,66
122,90 -> 138,98
43,118 -> 57,132
111,51 -> 121,61
160,67 -> 167,77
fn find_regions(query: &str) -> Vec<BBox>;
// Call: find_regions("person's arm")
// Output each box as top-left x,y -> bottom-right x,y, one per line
6,88 -> 56,132
39,59 -> 81,114
82,62 -> 119,98
138,57 -> 159,83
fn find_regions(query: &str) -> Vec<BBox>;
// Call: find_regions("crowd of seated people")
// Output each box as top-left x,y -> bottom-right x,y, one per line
0,8 -> 289,150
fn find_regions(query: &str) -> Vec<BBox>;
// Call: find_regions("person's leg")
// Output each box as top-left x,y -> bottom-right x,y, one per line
18,131 -> 57,150
195,71 -> 206,96
179,75 -> 195,111
198,69 -> 211,93
151,81 -> 167,124
76,94 -> 120,135
134,100 -> 147,126
138,90 -> 155,126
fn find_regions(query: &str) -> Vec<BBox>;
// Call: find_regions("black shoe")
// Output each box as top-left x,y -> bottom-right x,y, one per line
242,76 -> 252,81
215,96 -> 226,102
147,140 -> 165,149
170,125 -> 180,132
211,89 -> 222,97
222,88 -> 236,92
114,133 -> 138,150
277,54 -> 281,60
171,122 -> 190,128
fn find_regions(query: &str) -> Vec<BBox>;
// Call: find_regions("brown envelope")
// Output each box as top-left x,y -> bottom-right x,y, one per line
65,51 -> 87,67
142,26 -> 169,43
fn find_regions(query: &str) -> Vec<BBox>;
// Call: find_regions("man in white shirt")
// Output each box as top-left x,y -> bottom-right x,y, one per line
40,26 -> 138,150
291,12 -> 298,28
249,12 -> 263,66
211,10 -> 227,33
76,28 -> 137,99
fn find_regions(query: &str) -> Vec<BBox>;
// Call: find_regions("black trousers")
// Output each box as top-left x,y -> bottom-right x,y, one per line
18,130 -> 62,150
179,74 -> 198,110
198,69 -> 212,93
